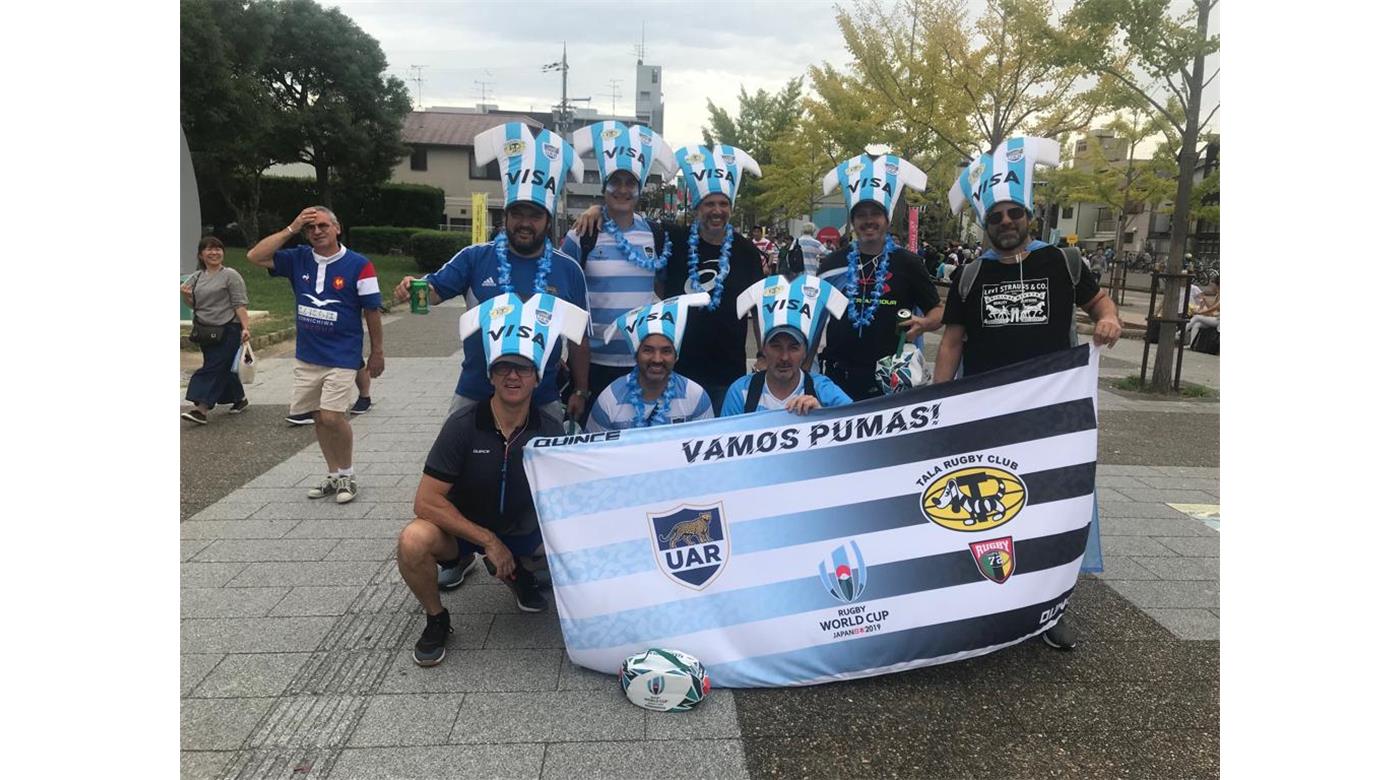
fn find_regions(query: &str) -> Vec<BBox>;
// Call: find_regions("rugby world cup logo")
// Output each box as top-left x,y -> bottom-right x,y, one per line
647,676 -> 665,696
818,541 -> 867,603
649,504 -> 729,590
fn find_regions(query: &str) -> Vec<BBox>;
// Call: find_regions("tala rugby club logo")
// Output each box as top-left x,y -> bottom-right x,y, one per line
649,504 -> 729,590
917,454 -> 1027,532
969,536 -> 1016,584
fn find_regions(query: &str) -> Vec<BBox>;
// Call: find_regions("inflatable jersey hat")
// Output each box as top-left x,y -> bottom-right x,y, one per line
472,122 -> 585,216
948,135 -> 1060,225
822,144 -> 928,216
673,143 -> 761,205
572,121 -> 678,192
602,293 -> 711,357
734,273 -> 848,350
459,292 -> 589,375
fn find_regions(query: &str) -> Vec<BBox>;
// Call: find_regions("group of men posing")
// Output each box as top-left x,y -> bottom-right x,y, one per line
246,120 -> 1122,669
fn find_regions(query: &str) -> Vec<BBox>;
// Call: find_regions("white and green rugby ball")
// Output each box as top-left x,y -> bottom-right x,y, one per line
618,648 -> 711,712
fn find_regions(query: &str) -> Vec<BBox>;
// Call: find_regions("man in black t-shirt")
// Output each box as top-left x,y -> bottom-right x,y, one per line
660,195 -> 764,409
394,291 -> 590,668
933,201 -> 1122,380
816,146 -> 943,401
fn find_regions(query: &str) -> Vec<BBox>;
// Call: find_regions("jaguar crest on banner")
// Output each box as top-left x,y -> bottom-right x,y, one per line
649,504 -> 729,590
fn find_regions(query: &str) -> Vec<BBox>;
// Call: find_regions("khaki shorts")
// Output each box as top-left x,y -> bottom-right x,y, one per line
290,360 -> 358,415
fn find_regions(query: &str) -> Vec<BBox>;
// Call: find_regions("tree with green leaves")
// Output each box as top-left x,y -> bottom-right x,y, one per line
701,76 -> 805,224
181,0 -> 412,239
1064,0 -> 1219,391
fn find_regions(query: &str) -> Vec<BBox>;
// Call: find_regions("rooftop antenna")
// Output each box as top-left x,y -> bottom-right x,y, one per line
473,79 -> 494,106
634,22 -> 645,63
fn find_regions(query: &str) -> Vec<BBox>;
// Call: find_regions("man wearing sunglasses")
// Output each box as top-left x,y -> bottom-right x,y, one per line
936,138 -> 1123,652
248,205 -> 385,504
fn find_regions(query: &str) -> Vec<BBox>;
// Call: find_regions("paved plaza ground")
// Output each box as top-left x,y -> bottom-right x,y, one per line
180,300 -> 1219,779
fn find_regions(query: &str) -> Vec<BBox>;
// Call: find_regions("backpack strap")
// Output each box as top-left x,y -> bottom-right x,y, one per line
1060,246 -> 1083,286
651,222 -> 668,264
1059,246 -> 1084,347
957,258 -> 983,301
744,371 -> 766,413
803,371 -> 816,398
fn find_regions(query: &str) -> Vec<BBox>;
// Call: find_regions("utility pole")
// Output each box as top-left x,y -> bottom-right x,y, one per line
408,65 -> 425,109
606,79 -> 622,115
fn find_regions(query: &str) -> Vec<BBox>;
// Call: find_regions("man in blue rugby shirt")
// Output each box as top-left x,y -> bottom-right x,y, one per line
248,205 -> 385,504
561,121 -> 679,422
392,123 -> 589,427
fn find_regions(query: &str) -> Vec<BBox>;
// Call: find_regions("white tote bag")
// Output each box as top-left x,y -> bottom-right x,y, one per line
233,343 -> 257,384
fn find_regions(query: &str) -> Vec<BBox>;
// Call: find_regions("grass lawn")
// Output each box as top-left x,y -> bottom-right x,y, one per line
187,248 -> 421,344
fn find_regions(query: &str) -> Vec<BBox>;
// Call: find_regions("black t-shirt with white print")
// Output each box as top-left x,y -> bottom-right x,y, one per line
944,245 -> 1101,376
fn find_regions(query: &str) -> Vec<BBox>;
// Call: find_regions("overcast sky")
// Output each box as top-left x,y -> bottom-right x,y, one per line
326,0 -> 1218,150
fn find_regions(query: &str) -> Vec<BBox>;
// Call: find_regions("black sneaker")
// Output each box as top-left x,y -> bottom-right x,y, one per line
182,409 -> 209,425
286,411 -> 316,425
350,396 -> 372,414
511,567 -> 547,613
413,609 -> 453,667
437,554 -> 480,590
229,399 -> 249,414
1042,617 -> 1078,651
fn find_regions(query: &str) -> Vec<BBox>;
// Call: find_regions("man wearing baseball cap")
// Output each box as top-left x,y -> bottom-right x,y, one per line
721,274 -> 853,415
816,145 -> 944,401
585,293 -> 715,431
396,291 -> 588,667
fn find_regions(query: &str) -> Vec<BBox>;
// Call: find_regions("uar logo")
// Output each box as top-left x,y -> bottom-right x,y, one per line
649,504 -> 729,590
818,541 -> 867,603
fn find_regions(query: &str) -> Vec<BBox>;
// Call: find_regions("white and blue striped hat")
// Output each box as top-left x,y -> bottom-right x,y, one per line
948,136 -> 1060,225
472,122 -> 585,216
734,274 -> 848,351
601,293 -> 710,357
459,292 -> 590,375
572,121 -> 678,191
673,144 -> 761,205
822,144 -> 928,216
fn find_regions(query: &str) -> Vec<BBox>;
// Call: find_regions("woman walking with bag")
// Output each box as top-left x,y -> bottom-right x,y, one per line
182,236 -> 252,424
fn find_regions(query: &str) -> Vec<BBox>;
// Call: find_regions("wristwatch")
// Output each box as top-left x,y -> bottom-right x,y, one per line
572,389 -> 591,401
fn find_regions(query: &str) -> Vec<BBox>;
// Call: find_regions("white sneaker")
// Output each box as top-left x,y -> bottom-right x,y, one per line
307,475 -> 337,500
335,475 -> 358,504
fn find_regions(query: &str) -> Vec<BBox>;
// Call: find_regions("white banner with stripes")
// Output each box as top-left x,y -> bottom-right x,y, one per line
523,345 -> 1101,687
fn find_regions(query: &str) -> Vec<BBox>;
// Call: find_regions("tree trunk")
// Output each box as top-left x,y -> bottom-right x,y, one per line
315,163 -> 334,210
1149,0 -> 1210,392
221,169 -> 263,247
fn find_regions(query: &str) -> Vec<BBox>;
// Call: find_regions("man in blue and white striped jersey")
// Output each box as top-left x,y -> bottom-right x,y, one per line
561,121 -> 679,422
585,293 -> 714,431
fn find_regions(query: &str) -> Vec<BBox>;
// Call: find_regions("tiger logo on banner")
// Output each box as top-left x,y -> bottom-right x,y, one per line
920,464 -> 1029,532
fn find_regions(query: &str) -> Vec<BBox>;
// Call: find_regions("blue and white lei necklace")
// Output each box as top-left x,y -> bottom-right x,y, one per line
687,222 -> 733,311
494,232 -> 553,295
603,214 -> 672,271
845,235 -> 897,334
624,367 -> 677,427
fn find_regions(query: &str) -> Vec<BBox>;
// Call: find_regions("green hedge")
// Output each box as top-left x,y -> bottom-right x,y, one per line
408,230 -> 473,273
200,177 -> 446,244
346,226 -> 420,255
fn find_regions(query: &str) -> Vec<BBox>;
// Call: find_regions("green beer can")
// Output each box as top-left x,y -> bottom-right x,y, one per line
410,279 -> 430,314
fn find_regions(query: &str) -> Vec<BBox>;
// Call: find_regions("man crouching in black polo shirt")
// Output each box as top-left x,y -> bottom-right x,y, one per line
396,351 -> 563,667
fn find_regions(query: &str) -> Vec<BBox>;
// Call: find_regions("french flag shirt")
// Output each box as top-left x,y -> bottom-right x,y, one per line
271,244 -> 381,369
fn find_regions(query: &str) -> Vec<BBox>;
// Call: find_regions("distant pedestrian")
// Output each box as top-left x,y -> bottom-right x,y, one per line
247,206 -> 386,504
181,236 -> 251,425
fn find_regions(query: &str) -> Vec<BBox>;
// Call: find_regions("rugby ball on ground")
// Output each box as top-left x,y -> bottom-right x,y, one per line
618,648 -> 711,712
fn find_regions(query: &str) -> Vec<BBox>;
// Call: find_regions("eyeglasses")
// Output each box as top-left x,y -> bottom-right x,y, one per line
490,363 -> 533,378
984,207 -> 1027,225
303,222 -> 335,233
